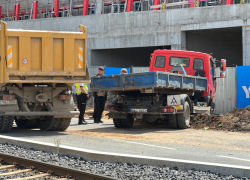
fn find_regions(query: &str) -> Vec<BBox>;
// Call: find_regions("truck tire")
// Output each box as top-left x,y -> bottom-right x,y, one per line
56,118 -> 71,131
37,116 -> 60,131
0,116 -> 14,133
113,118 -> 123,128
121,116 -> 134,128
177,101 -> 190,129
15,119 -> 37,129
169,115 -> 178,129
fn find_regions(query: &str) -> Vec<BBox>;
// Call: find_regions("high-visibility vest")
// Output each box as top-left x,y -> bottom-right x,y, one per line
75,83 -> 88,94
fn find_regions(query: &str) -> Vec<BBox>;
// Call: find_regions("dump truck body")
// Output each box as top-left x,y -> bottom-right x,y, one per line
0,21 -> 90,132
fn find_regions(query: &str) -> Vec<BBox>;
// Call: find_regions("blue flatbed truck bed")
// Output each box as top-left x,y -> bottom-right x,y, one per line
91,71 -> 208,93
90,71 -> 209,129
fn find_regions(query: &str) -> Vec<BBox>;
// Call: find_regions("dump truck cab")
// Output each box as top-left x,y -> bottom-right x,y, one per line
149,50 -> 226,109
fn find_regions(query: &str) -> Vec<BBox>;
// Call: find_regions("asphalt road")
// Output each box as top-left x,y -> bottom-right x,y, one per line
3,118 -> 250,167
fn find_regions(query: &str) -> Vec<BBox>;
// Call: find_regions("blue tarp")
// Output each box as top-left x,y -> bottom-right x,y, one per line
237,66 -> 250,108
105,67 -> 130,75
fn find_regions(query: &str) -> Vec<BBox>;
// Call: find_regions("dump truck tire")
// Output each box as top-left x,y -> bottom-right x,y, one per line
121,116 -> 134,128
169,115 -> 178,129
177,101 -> 190,129
56,118 -> 71,131
0,116 -> 14,133
15,119 -> 37,129
113,118 -> 123,128
37,116 -> 60,131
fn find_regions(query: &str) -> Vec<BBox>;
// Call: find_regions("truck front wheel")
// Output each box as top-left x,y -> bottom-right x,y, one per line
113,118 -> 123,128
177,101 -> 190,129
121,115 -> 134,128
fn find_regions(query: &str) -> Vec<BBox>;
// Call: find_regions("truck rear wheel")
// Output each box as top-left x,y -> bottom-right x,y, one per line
0,116 -> 14,133
113,118 -> 123,128
37,116 -> 60,131
56,118 -> 71,131
169,115 -> 178,129
121,116 -> 134,128
177,101 -> 190,129
15,119 -> 37,129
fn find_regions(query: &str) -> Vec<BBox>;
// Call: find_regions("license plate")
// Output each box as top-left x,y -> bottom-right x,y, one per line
130,109 -> 147,113
0,100 -> 17,105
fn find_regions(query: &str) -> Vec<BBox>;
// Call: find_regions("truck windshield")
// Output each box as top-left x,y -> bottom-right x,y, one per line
170,57 -> 190,67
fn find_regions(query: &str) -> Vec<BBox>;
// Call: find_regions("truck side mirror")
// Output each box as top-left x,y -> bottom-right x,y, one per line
220,71 -> 226,78
219,59 -> 226,78
149,54 -> 152,65
221,59 -> 226,72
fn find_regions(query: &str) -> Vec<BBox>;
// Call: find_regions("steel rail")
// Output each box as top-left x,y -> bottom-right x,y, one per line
0,152 -> 115,180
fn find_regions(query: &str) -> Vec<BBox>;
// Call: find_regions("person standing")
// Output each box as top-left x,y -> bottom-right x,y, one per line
76,83 -> 89,125
93,66 -> 107,123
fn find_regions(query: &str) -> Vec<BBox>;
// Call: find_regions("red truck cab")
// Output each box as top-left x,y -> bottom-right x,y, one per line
149,50 -> 226,108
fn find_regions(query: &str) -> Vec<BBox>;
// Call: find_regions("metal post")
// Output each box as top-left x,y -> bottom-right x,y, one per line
70,0 -> 73,15
30,2 -> 33,19
153,0 -> 160,10
33,1 -> 38,19
124,0 -> 127,12
55,0 -> 59,17
15,4 -> 20,21
0,6 -> 2,20
83,0 -> 89,15
127,0 -> 133,12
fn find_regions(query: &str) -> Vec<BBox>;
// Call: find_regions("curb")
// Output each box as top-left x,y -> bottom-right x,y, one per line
0,135 -> 249,178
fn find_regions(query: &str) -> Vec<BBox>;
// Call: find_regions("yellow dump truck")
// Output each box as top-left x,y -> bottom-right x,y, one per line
0,21 -> 90,132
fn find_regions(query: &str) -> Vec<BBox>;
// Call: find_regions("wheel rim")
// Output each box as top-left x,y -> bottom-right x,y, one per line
185,105 -> 190,126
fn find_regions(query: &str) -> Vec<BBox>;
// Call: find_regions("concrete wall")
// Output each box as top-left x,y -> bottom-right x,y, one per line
91,46 -> 171,67
186,27 -> 242,67
5,4 -> 250,66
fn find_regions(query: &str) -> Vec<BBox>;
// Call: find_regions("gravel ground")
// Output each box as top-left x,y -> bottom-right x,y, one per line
0,143 -> 246,180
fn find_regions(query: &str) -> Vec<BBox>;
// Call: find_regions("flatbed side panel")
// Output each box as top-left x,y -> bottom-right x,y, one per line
91,71 -> 208,92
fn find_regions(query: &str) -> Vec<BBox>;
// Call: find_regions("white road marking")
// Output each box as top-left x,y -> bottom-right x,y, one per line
112,139 -> 175,150
218,155 -> 250,162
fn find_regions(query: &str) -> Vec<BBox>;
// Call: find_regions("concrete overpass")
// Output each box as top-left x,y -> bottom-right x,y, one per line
6,4 -> 249,67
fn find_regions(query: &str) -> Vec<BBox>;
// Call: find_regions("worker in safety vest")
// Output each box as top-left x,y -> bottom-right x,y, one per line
76,83 -> 89,125
93,66 -> 107,123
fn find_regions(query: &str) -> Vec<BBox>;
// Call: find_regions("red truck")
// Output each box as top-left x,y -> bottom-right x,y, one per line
149,50 -> 226,113
91,50 -> 226,129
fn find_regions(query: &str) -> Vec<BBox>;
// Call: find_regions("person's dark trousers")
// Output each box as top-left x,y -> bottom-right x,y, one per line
93,96 -> 106,122
77,94 -> 88,124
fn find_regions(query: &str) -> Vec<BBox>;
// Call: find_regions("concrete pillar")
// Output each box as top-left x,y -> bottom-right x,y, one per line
243,26 -> 250,66
95,0 -> 103,14
181,32 -> 186,50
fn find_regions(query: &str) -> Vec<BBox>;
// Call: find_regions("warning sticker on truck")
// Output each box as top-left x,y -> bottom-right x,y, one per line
167,95 -> 181,105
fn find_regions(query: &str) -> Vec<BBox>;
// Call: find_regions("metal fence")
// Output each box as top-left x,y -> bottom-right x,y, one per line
213,67 -> 237,114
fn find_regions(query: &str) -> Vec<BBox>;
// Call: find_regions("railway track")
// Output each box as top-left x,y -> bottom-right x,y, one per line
0,152 -> 114,180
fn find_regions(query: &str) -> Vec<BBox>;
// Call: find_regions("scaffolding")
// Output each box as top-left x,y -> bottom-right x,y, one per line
0,0 -> 233,21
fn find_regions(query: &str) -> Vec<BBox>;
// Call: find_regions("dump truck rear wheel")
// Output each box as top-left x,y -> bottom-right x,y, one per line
56,118 -> 71,131
121,116 -> 134,128
113,118 -> 123,128
169,115 -> 178,129
177,101 -> 190,129
37,116 -> 60,131
15,119 -> 37,129
0,116 -> 14,133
